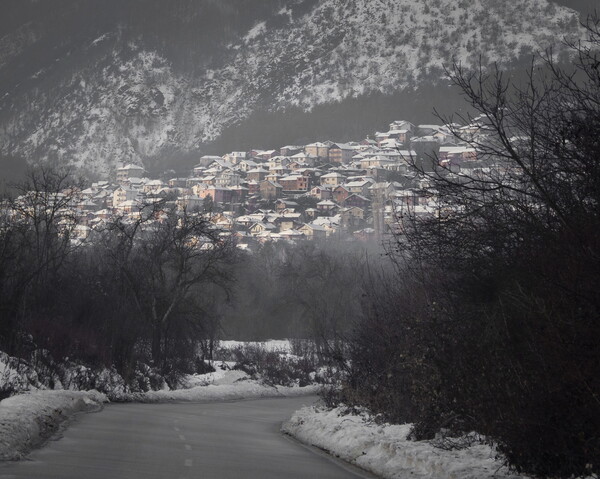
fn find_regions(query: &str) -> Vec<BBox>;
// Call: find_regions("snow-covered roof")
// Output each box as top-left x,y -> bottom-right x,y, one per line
398,150 -> 418,157
291,152 -> 317,159
330,142 -> 356,150
440,146 -> 476,154
344,181 -> 370,188
312,216 -> 335,226
118,164 -> 145,171
251,222 -> 277,230
300,223 -> 327,232
280,175 -> 303,181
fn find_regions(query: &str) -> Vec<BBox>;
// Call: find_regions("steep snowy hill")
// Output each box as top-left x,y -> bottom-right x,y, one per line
0,0 -> 584,177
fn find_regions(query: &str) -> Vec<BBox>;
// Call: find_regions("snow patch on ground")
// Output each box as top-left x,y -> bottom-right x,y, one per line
130,367 -> 319,403
0,390 -> 108,460
282,406 -> 528,479
130,381 -> 319,403
90,33 -> 109,47
183,361 -> 238,387
219,340 -> 292,353
244,21 -> 267,43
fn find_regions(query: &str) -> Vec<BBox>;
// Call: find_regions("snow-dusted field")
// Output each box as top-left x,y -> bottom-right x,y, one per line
283,406 -> 529,479
128,366 -> 319,403
218,339 -> 292,353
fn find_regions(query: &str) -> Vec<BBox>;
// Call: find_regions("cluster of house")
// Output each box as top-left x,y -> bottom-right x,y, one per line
11,118 -> 491,248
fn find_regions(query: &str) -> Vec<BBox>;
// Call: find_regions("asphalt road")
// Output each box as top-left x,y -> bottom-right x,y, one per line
0,396 -> 373,479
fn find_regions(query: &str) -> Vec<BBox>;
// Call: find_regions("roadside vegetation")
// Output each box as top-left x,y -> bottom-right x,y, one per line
213,341 -> 323,388
0,175 -> 238,396
327,16 -> 600,479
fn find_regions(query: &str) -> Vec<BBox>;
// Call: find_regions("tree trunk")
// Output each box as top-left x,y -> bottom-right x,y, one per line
151,327 -> 162,366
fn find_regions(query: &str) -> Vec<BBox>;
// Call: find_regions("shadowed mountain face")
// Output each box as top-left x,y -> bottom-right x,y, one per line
0,0 -> 588,178
552,0 -> 597,15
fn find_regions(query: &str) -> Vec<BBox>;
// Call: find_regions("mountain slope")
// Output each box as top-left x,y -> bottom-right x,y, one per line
0,0 -> 584,177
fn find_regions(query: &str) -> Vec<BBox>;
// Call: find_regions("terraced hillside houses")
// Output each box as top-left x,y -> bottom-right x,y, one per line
6,118 -> 493,249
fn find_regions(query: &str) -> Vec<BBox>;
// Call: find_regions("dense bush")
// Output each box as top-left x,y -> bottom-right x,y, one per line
220,344 -> 322,388
336,17 -> 600,478
0,178 -> 235,390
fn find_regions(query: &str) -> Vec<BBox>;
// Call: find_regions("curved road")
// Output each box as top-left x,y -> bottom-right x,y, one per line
0,396 -> 373,479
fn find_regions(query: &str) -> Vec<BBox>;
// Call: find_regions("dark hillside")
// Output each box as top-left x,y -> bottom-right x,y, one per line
552,0 -> 597,16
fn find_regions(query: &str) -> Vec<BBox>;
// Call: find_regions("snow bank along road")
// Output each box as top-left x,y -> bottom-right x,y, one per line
0,396 -> 374,479
283,407 -> 526,479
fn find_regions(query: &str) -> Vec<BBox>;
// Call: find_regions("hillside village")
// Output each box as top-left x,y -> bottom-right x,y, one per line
10,119 -> 486,248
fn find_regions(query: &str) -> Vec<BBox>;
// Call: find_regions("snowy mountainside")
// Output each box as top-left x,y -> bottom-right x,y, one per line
0,0 -> 583,176
231,0 -> 581,106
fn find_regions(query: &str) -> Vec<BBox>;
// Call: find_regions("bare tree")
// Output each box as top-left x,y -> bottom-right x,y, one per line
0,167 -> 82,355
103,204 -> 235,373
280,241 -> 366,359
345,16 -> 600,478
